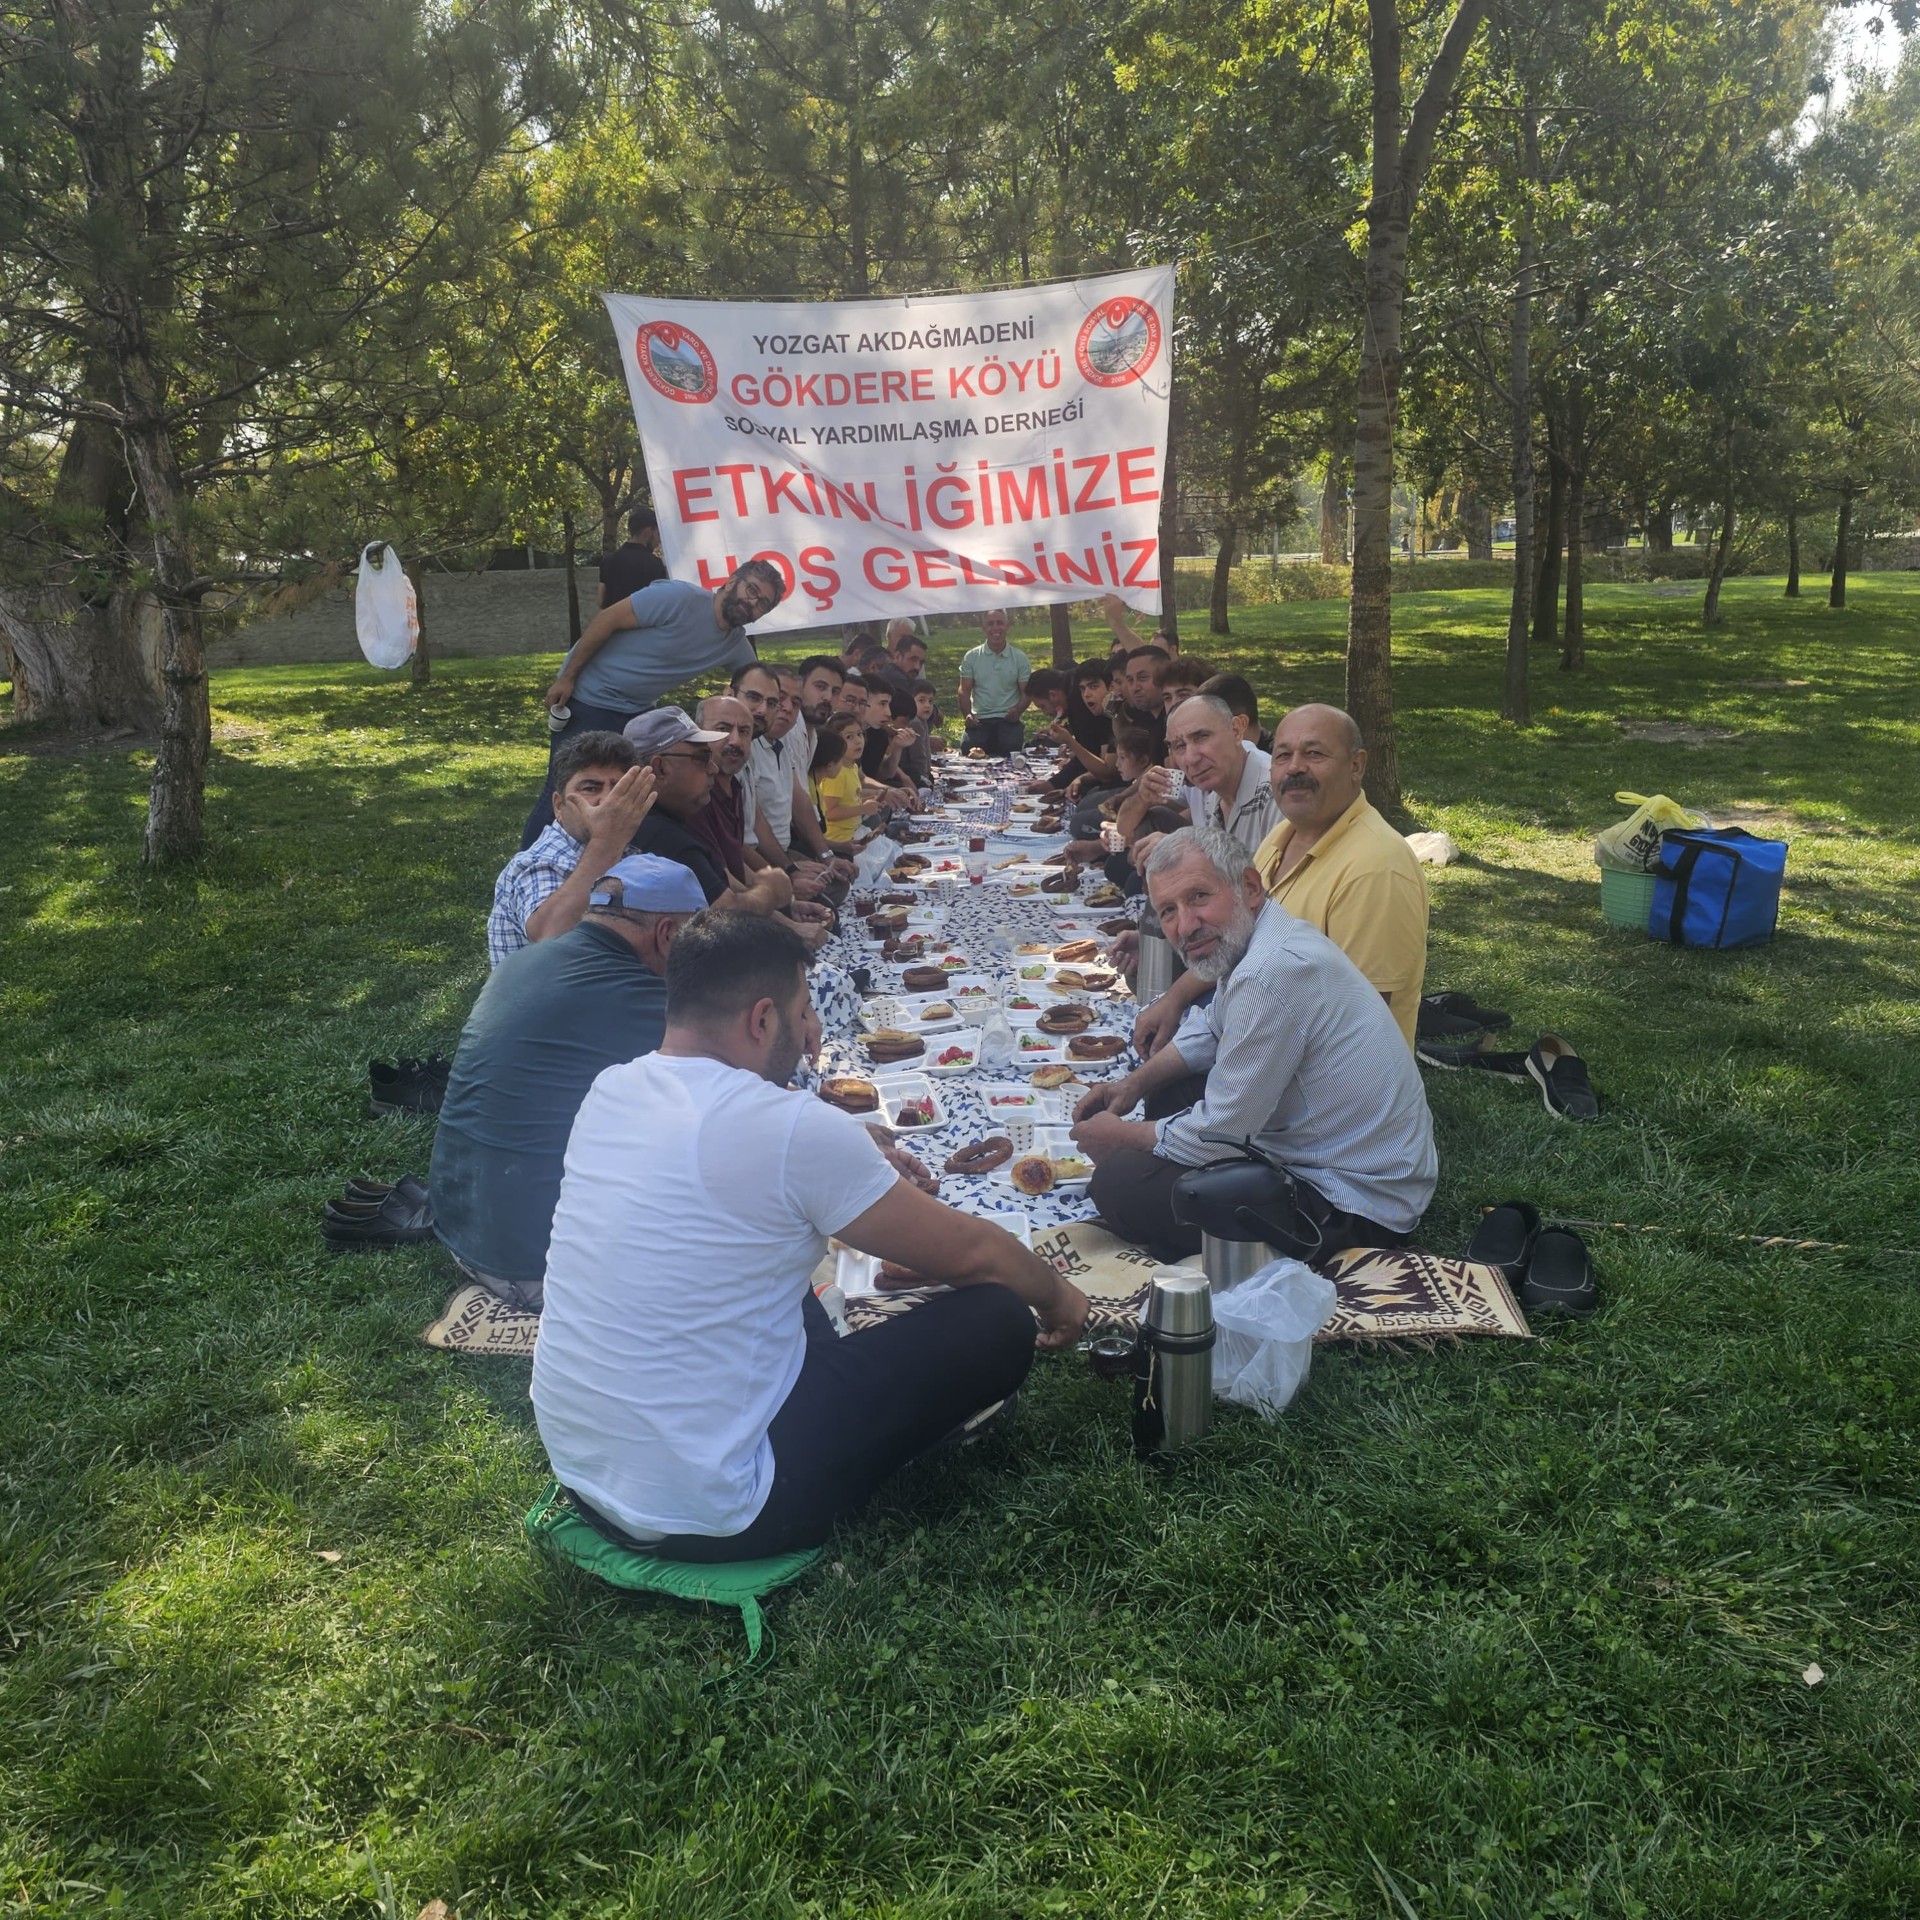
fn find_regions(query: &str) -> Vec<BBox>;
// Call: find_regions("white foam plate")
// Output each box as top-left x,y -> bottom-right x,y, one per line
992,1127 -> 1094,1198
977,1082 -> 1062,1120
871,1073 -> 945,1132
860,994 -> 966,1036
922,1030 -> 984,1077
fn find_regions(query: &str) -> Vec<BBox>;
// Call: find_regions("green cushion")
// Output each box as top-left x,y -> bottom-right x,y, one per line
524,1481 -> 822,1661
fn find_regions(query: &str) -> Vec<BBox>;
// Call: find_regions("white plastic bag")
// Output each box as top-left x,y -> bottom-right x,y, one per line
1212,1256 -> 1338,1420
354,542 -> 418,669
851,835 -> 901,888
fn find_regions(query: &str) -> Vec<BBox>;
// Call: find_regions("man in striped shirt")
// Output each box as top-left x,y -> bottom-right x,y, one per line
1071,826 -> 1436,1264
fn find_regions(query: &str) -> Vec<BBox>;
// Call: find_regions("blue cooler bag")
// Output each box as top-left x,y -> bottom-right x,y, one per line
1650,827 -> 1787,948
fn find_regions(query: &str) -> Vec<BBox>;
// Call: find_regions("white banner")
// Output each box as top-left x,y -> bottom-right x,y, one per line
603,267 -> 1173,634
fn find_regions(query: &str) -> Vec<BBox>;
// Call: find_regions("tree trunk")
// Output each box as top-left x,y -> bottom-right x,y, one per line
1209,522 -> 1237,635
1702,478 -> 1736,624
1532,438 -> 1564,649
406,558 -> 430,684
1346,0 -> 1488,813
0,584 -> 160,731
1049,601 -> 1075,668
564,511 -> 582,643
1464,490 -> 1493,561
1784,506 -> 1800,596
599,483 -> 623,559
1318,457 -> 1348,565
1829,484 -> 1854,609
1560,461 -> 1585,670
1502,140 -> 1535,726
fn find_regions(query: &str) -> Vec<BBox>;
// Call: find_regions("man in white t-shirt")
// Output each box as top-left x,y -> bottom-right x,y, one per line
532,912 -> 1089,1562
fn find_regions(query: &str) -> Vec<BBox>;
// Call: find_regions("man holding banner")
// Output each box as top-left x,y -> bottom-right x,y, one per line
520,560 -> 786,847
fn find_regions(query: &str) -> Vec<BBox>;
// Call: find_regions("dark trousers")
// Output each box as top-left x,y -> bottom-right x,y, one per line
1089,1147 -> 1411,1269
642,1283 -> 1037,1563
963,714 -> 1026,758
520,698 -> 643,849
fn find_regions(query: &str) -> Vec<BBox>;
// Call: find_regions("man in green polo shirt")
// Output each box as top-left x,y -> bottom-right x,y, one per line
957,608 -> 1031,757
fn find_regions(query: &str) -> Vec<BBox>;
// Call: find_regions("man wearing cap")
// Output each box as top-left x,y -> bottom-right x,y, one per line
488,731 -> 658,968
521,558 -> 787,846
433,855 -> 705,1312
596,506 -> 668,608
625,706 -> 794,918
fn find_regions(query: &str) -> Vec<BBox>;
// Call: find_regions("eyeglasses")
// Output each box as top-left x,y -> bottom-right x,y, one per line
657,747 -> 713,765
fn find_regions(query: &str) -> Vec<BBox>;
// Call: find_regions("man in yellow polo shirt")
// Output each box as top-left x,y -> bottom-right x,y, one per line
1131,702 -> 1428,1054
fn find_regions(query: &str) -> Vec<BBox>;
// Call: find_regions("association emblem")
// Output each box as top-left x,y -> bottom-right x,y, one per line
635,321 -> 718,404
1074,298 -> 1161,388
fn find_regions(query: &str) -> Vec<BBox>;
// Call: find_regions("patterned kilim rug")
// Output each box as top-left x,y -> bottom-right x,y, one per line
420,1224 -> 1529,1356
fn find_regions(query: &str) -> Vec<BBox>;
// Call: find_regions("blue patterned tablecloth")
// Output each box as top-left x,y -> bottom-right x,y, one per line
806,757 -> 1141,1231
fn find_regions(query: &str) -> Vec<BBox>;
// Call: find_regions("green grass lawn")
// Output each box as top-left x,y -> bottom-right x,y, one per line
3,578 -> 1918,1918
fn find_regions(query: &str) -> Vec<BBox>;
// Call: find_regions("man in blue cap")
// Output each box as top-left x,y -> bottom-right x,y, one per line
431,854 -> 707,1312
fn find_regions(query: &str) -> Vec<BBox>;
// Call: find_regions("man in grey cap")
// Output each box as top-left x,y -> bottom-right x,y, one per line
432,853 -> 707,1312
624,706 -> 794,917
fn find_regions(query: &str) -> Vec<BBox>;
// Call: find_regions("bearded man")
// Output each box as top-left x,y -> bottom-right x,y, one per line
1070,826 -> 1436,1265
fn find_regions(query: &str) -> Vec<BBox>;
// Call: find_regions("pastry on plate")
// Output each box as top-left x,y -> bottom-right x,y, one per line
818,1077 -> 879,1113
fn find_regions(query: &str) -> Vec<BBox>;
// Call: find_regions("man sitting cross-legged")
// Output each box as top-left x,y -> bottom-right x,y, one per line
436,855 -> 705,1312
1071,826 -> 1436,1266
487,732 -> 657,968
532,912 -> 1090,1563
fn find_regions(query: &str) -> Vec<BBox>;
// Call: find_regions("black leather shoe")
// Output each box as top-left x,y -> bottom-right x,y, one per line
1463,1200 -> 1541,1285
1520,1228 -> 1598,1318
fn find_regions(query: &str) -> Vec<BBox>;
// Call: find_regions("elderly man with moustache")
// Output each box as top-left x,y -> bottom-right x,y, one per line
1131,702 -> 1429,1056
1073,827 -> 1436,1265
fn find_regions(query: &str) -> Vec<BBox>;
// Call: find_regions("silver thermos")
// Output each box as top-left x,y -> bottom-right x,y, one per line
1199,1233 -> 1282,1293
1134,902 -> 1179,1004
1131,1267 -> 1215,1454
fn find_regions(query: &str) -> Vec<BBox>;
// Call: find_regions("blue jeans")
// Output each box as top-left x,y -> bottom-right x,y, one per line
963,714 -> 1026,758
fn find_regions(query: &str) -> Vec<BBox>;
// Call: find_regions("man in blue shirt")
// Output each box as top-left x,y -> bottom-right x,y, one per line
520,558 -> 787,846
432,854 -> 707,1313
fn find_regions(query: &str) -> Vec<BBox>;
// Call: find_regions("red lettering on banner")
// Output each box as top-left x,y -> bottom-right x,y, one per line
1121,539 -> 1159,586
1055,546 -> 1101,586
799,546 -> 841,607
915,549 -> 957,588
1071,454 -> 1115,512
715,463 -> 755,514
864,547 -> 911,590
695,555 -> 740,588
956,551 -> 998,585
762,468 -> 811,516
998,466 -> 1050,524
824,373 -> 850,406
881,370 -> 907,404
822,476 -> 877,523
1117,447 -> 1159,503
675,469 -> 719,523
855,372 -> 878,405
911,369 -> 933,401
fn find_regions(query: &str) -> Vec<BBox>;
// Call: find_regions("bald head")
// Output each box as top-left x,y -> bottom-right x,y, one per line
1269,703 -> 1367,832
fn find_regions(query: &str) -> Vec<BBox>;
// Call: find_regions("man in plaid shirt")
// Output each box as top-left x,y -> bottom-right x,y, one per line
487,732 -> 659,967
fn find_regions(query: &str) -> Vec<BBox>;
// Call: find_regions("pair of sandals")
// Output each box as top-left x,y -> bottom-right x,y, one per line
322,1173 -> 435,1252
1465,1202 -> 1597,1319
1417,1024 -> 1600,1122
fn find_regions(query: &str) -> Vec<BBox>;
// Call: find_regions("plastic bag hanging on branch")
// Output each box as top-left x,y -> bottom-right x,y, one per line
1594,791 -> 1709,872
355,543 -> 418,670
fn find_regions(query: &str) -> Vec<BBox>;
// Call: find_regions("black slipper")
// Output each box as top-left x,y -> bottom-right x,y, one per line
1520,1228 -> 1597,1318
1419,991 -> 1513,1033
1415,1037 -> 1491,1070
1416,1004 -> 1495,1040
1463,1200 -> 1541,1284
1526,1035 -> 1599,1120
322,1183 -> 436,1250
